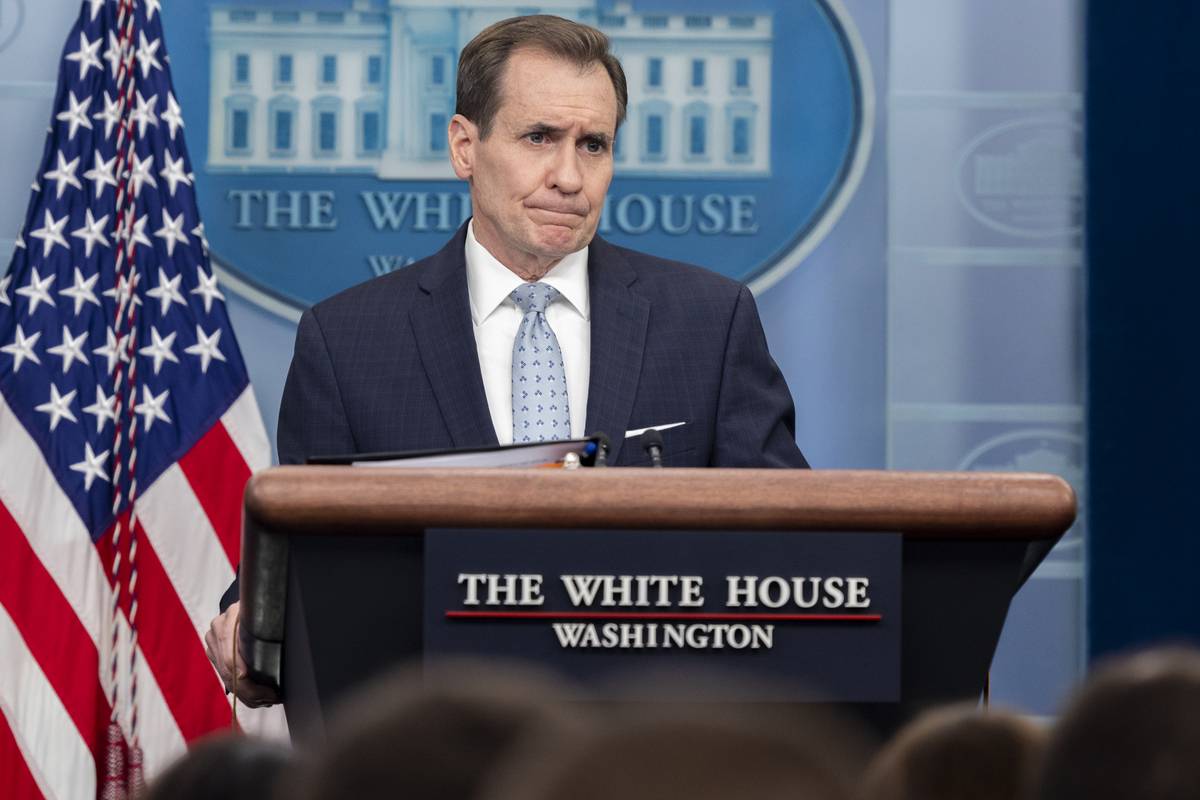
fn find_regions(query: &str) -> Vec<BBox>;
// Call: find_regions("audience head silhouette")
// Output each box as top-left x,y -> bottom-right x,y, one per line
142,732 -> 291,800
288,660 -> 586,800
861,703 -> 1046,800
1035,646 -> 1200,800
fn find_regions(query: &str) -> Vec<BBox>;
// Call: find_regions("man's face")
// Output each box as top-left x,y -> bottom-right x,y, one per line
450,48 -> 617,278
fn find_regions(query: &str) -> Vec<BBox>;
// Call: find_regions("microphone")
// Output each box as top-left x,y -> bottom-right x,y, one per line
640,428 -> 664,468
585,432 -> 610,467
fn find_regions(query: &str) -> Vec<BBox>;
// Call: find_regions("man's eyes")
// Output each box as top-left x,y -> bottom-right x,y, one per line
522,132 -> 608,153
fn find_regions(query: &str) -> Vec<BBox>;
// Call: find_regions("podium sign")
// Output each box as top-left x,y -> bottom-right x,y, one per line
424,529 -> 901,702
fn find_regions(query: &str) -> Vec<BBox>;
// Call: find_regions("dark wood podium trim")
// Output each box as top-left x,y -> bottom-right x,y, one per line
244,467 -> 1075,539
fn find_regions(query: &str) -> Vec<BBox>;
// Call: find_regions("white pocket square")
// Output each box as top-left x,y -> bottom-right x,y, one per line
624,421 -> 686,438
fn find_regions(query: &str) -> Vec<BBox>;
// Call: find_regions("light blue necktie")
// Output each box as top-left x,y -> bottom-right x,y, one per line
511,282 -> 571,442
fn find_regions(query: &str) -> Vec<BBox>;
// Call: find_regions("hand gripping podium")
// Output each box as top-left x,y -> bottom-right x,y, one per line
237,468 -> 1075,741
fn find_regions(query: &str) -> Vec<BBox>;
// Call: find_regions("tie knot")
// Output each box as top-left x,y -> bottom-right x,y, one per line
511,282 -> 560,315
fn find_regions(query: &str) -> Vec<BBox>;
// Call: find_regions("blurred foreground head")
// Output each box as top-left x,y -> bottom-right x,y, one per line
483,702 -> 869,800
1035,646 -> 1200,800
288,659 -> 586,800
860,704 -> 1046,800
143,732 -> 291,800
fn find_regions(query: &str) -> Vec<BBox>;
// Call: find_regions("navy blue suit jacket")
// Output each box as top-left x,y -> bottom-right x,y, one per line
275,222 -> 808,468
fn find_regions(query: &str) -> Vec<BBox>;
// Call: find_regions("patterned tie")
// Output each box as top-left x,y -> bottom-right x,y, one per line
511,282 -> 571,442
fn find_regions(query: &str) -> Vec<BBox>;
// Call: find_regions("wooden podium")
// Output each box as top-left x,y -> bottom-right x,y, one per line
238,468 -> 1075,741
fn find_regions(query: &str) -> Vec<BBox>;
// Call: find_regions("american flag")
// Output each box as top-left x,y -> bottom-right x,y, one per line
0,1 -> 281,797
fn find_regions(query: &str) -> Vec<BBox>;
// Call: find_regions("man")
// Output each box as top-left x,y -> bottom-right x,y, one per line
206,15 -> 807,705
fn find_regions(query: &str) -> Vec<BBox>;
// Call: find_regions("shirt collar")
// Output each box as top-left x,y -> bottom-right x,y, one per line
465,219 -> 590,324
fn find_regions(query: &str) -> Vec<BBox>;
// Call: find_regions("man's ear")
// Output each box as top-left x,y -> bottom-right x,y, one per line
448,114 -> 478,180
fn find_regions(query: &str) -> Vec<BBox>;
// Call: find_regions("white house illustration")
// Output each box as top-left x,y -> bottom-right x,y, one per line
206,0 -> 772,179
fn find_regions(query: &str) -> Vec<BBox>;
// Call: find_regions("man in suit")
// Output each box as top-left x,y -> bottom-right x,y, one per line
206,14 -> 807,705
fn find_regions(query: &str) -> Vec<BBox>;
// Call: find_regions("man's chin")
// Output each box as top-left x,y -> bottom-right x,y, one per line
531,223 -> 592,256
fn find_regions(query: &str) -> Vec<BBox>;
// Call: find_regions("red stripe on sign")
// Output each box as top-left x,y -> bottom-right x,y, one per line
0,709 -> 44,800
178,422 -> 251,568
0,501 -> 110,762
112,521 -> 232,742
445,611 -> 883,622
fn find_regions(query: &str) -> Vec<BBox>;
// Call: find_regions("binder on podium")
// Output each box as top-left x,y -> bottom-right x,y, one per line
237,467 -> 1074,741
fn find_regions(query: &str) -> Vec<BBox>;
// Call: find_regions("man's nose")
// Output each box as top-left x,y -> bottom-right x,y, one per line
547,144 -> 584,193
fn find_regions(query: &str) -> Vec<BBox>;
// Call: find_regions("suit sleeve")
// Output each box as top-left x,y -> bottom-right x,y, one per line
276,307 -> 358,465
711,285 -> 810,468
219,308 -> 358,613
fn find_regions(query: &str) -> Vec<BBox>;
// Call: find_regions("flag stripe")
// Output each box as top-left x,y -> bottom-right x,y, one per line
178,421 -> 250,568
221,387 -> 272,473
0,396 -> 109,642
0,603 -> 96,800
121,521 -> 233,742
138,463 -> 235,640
0,394 -> 187,776
0,707 -> 45,800
0,501 -> 109,758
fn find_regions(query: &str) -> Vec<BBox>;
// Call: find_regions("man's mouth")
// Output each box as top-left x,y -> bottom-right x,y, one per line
526,204 -> 587,219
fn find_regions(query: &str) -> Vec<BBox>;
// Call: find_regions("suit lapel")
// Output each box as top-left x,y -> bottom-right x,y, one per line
585,238 -> 649,464
409,227 -> 499,448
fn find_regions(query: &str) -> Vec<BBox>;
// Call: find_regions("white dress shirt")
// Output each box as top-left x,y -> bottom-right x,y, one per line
464,221 -> 591,444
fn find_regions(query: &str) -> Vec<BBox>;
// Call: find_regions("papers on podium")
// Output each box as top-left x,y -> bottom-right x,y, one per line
309,438 -> 598,469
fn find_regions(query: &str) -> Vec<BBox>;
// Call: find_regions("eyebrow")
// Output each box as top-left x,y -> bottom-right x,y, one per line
525,122 -> 612,145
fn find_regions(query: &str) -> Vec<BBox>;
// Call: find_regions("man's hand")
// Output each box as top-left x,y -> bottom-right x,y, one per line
204,601 -> 280,708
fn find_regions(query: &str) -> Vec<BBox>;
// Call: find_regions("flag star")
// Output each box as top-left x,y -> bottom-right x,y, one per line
144,0 -> 161,21
16,266 -> 56,314
134,385 -> 172,431
0,274 -> 10,306
70,443 -> 110,491
83,385 -> 118,433
29,209 -> 70,258
43,151 -> 82,199
92,91 -> 122,139
87,0 -> 105,22
138,325 -> 180,375
135,31 -> 162,78
93,327 -> 129,375
46,325 -> 90,373
191,266 -> 225,313
71,209 -> 111,257
55,91 -> 93,140
146,267 -> 186,315
161,92 -> 184,139
103,30 -> 123,78
131,90 -> 158,138
191,222 -> 209,253
60,267 -> 101,315
130,216 -> 153,249
128,153 -> 157,198
153,209 -> 189,257
35,384 -> 78,432
102,271 -> 142,317
65,31 -> 102,79
1,324 -> 41,372
184,326 -> 226,373
158,152 -> 191,196
84,150 -> 118,198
